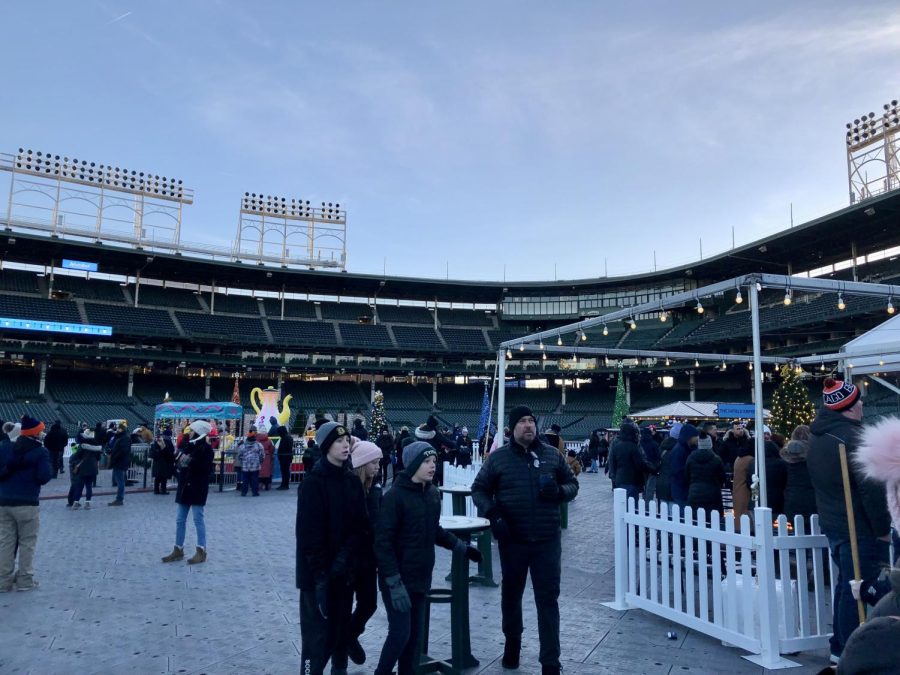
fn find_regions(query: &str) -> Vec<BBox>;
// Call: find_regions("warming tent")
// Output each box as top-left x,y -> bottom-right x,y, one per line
630,401 -> 770,421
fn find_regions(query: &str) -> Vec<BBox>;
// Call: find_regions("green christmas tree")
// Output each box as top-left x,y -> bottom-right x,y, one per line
770,365 -> 816,436
371,390 -> 388,436
611,367 -> 629,427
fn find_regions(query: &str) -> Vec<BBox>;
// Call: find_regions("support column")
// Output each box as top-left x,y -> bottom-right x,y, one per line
851,241 -> 858,282
204,373 -> 211,400
561,379 -> 567,407
689,371 -> 696,402
277,369 -> 284,392
47,263 -> 55,299
371,379 -> 376,404
749,281 -> 768,508
127,366 -> 134,398
625,374 -> 631,407
39,359 -> 47,396
209,280 -> 216,315
134,270 -> 141,307
432,379 -> 438,406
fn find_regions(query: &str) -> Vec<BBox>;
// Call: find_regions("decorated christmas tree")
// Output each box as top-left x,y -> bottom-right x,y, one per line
611,367 -> 629,427
371,390 -> 388,436
770,365 -> 816,436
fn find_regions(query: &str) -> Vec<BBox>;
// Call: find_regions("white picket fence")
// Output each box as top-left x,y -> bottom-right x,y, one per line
440,463 -> 481,517
603,488 -> 834,669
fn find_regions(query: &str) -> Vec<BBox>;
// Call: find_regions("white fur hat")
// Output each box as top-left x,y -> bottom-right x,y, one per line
189,420 -> 212,440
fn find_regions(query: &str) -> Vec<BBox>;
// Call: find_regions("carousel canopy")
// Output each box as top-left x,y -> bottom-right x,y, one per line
630,400 -> 770,421
154,402 -> 244,421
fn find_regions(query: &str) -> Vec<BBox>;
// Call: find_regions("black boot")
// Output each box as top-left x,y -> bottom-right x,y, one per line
502,636 -> 521,669
541,666 -> 561,675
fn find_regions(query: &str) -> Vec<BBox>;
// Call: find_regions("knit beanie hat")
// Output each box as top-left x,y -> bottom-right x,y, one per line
414,424 -> 436,441
4,422 -> 21,442
19,415 -> 45,438
508,405 -> 534,432
316,421 -> 349,456
823,376 -> 860,412
837,616 -> 900,674
403,441 -> 437,477
350,440 -> 382,468
697,435 -> 713,451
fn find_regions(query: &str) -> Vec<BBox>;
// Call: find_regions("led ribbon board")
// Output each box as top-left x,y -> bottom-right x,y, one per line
62,259 -> 98,272
0,317 -> 112,336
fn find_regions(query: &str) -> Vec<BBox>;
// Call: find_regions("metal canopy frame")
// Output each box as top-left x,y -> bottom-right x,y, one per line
496,272 -> 900,508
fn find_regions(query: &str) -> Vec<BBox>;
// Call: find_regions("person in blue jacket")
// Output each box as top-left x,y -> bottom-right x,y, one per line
0,415 -> 51,591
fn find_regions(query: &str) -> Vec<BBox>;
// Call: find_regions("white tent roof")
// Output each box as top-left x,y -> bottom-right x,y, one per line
631,400 -> 770,420
841,314 -> 900,375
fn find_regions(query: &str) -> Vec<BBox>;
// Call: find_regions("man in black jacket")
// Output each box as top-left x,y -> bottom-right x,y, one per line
296,422 -> 369,675
808,377 -> 892,661
271,416 -> 293,490
107,424 -> 131,506
471,405 -> 579,675
43,420 -> 68,478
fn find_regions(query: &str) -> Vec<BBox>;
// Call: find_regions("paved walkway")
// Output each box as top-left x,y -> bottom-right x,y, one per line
2,472 -> 832,674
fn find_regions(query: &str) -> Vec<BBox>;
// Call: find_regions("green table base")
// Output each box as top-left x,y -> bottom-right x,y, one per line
444,491 -> 497,586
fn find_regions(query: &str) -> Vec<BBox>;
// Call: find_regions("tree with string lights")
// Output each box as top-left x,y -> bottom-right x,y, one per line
611,367 -> 629,427
370,390 -> 388,437
770,365 -> 816,437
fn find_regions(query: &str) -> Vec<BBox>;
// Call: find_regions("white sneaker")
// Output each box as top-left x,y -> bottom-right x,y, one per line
72,502 -> 82,510
84,501 -> 92,510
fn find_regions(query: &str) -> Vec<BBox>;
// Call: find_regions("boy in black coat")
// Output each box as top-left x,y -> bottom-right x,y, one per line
296,422 -> 369,675
373,441 -> 481,675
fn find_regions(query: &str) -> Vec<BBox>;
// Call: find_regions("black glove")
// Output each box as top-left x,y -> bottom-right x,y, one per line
385,574 -> 411,612
315,580 -> 329,619
489,514 -> 511,541
539,474 -> 560,501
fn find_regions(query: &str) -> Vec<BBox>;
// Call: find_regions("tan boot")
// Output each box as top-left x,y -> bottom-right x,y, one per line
187,547 -> 207,565
161,546 -> 184,563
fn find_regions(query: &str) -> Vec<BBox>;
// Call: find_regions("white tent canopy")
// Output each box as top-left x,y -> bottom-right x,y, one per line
840,313 -> 900,375
630,401 -> 770,421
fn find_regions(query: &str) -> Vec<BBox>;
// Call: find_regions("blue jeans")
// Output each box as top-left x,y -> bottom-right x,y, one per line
74,475 -> 93,503
828,536 -> 891,656
112,469 -> 126,501
375,585 -> 426,675
241,471 -> 259,496
176,504 -> 206,548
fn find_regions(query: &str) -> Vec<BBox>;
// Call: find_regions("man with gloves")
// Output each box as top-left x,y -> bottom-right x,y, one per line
373,441 -> 482,675
296,422 -> 369,675
471,405 -> 579,675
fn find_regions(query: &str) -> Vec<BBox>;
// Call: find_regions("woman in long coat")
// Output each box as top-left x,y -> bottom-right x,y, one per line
257,431 -> 276,491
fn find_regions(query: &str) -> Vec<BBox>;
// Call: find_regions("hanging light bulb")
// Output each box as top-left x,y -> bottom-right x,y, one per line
556,334 -> 562,346
539,340 -> 544,350
694,359 -> 700,367
888,298 -> 895,315
506,349 -> 512,359
602,325 -> 608,336
748,363 -> 753,371
879,357 -> 885,366
756,282 -> 762,291
783,291 -> 792,306
665,357 -> 670,366
659,311 -> 667,322
629,317 -> 637,330
720,361 -> 727,371
604,356 -> 610,366
696,299 -> 704,314
837,294 -> 845,310
581,329 -> 587,341
735,289 -> 743,304
518,343 -> 525,352
542,352 -> 547,361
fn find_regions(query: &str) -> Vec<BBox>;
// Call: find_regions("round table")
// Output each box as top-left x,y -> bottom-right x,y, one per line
420,516 -> 490,674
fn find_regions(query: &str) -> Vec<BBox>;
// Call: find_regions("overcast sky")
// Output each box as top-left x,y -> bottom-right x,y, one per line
3,1 -> 900,282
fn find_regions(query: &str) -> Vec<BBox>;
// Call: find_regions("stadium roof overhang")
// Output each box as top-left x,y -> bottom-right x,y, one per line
2,189 -> 899,303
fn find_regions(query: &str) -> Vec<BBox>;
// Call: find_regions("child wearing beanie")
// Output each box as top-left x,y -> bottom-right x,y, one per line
372,441 -> 482,675
296,422 -> 369,675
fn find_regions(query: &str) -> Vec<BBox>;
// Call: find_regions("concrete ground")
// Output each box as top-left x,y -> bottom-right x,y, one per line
1,470 -> 832,674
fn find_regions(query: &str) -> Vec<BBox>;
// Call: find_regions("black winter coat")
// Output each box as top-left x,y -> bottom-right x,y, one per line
296,457 -> 369,591
640,428 -> 661,466
272,424 -> 292,456
808,409 -> 891,540
783,461 -> 817,523
44,425 -> 68,454
149,438 -> 176,479
471,438 -> 578,543
720,433 -> 752,469
175,438 -> 214,507
608,426 -> 655,489
685,448 -> 725,511
74,432 -> 102,478
108,433 -> 132,470
762,442 -> 789,517
374,472 -> 459,593
655,437 -> 678,502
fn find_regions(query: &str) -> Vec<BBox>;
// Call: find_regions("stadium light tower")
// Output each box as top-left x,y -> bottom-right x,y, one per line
234,192 -> 347,270
1,148 -> 192,247
846,98 -> 900,203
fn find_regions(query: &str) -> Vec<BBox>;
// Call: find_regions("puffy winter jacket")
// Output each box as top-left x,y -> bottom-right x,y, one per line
609,424 -> 654,489
0,436 -> 51,506
108,433 -> 132,470
669,424 -> 699,504
471,437 -> 578,543
640,427 -> 661,467
808,409 -> 890,540
655,436 -> 678,502
296,456 -> 369,591
374,472 -> 459,593
685,447 -> 725,511
175,438 -> 214,507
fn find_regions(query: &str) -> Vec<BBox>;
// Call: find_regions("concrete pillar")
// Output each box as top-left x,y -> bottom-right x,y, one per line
205,373 -> 211,400
277,370 -> 284,392
561,379 -> 567,406
625,374 -> 631,407
39,360 -> 47,396
689,371 -> 696,402
432,379 -> 438,406
371,379 -> 376,404
127,366 -> 134,398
